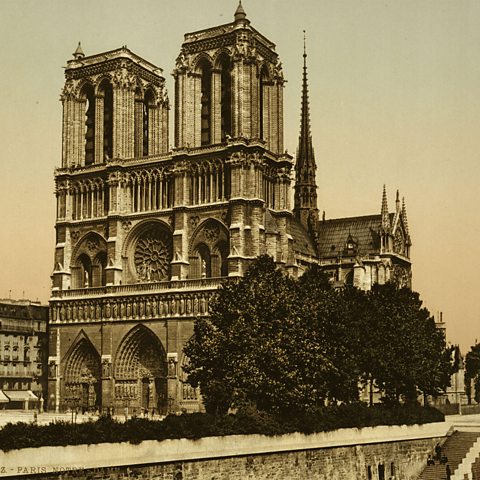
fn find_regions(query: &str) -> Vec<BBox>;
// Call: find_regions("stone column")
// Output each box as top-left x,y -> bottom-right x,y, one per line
101,354 -> 113,414
167,353 -> 179,413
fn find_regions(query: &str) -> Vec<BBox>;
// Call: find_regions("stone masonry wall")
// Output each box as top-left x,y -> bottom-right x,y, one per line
13,438 -> 440,480
2,423 -> 450,480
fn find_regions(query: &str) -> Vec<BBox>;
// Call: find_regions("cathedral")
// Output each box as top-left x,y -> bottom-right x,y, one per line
48,2 -> 411,414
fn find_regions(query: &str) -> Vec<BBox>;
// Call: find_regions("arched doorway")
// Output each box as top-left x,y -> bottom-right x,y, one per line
114,325 -> 167,414
63,337 -> 101,413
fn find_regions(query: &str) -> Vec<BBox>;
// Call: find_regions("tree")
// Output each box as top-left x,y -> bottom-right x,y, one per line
360,283 -> 453,404
297,267 -> 363,403
465,343 -> 480,404
185,256 -> 453,415
184,256 -> 333,415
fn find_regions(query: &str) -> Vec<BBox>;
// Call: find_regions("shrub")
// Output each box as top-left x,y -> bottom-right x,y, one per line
0,404 -> 444,451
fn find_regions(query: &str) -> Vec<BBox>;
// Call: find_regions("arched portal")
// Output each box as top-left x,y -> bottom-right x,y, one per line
63,337 -> 101,412
113,325 -> 167,414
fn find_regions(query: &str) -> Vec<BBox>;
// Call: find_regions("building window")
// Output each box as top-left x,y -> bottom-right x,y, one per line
218,54 -> 232,141
199,59 -> 212,146
101,81 -> 113,160
81,84 -> 96,165
378,463 -> 385,480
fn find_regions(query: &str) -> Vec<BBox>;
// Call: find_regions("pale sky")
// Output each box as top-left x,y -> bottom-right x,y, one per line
1,0 -> 479,352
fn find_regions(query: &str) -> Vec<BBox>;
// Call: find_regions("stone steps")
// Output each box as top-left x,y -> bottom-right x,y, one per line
419,432 -> 480,480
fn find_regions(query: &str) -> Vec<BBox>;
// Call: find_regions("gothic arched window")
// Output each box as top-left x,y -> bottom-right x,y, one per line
77,254 -> 92,288
199,59 -> 212,146
99,80 -> 113,160
196,243 -> 212,278
81,84 -> 95,165
259,65 -> 270,142
92,252 -> 107,287
218,54 -> 232,141
143,89 -> 155,156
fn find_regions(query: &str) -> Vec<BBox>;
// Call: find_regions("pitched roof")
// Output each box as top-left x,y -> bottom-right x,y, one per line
316,214 -> 389,258
288,216 -> 317,257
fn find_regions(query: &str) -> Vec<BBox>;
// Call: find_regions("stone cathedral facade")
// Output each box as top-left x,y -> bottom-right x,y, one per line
48,3 -> 411,414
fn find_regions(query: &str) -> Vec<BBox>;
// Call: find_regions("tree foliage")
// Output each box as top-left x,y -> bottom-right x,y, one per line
465,343 -> 480,404
184,255 -> 453,415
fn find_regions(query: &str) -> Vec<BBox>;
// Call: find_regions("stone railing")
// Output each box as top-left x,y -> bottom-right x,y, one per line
52,277 -> 227,299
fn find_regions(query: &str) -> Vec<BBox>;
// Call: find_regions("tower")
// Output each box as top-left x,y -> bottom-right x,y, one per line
293,32 -> 319,231
173,0 -> 285,153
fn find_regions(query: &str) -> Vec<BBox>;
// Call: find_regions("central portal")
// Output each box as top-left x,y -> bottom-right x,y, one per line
113,325 -> 167,415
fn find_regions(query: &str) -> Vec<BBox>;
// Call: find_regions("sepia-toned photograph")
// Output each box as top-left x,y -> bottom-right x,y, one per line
0,0 -> 480,478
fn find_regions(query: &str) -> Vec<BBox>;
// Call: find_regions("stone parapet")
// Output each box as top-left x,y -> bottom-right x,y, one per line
0,422 -> 451,478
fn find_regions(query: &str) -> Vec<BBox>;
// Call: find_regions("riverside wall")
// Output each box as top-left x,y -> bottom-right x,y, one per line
2,422 -> 451,480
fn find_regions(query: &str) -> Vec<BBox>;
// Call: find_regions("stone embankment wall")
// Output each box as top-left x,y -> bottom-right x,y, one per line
1,423 -> 451,480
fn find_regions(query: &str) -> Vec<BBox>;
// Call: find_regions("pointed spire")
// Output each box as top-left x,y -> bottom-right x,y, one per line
300,30 -> 311,142
294,30 -> 319,230
396,189 -> 401,212
73,42 -> 85,60
381,185 -> 390,231
234,0 -> 247,21
402,196 -> 410,236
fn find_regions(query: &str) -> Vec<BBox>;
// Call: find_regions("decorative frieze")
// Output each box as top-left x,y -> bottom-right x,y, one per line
50,288 -> 215,324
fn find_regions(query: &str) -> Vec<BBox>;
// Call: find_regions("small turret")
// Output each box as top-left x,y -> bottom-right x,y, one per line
234,1 -> 247,22
73,42 -> 85,60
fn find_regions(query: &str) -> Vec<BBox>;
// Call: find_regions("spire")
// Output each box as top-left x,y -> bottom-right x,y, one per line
381,184 -> 390,230
234,0 -> 247,21
294,30 -> 319,230
396,189 -> 400,212
73,42 -> 85,60
300,30 -> 312,150
402,196 -> 410,236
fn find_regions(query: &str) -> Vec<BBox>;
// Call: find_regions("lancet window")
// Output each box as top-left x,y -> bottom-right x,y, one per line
81,84 -> 96,165
199,59 -> 212,146
128,170 -> 173,213
99,80 -> 114,160
263,167 -> 278,209
134,88 -> 155,158
218,54 -> 232,142
71,180 -> 106,220
259,65 -> 270,142
189,161 -> 230,205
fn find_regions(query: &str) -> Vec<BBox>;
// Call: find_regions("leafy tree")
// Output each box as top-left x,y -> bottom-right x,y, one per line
361,284 -> 453,404
465,343 -> 480,404
184,256 -> 332,415
297,267 -> 363,403
185,256 -> 453,415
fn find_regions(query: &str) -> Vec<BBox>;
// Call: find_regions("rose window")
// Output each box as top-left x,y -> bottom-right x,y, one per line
134,228 -> 171,282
